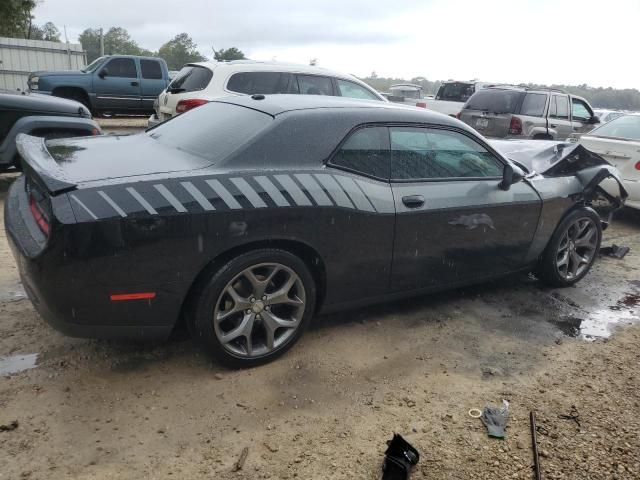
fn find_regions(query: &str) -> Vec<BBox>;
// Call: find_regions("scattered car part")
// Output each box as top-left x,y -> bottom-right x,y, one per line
382,434 -> 419,480
480,400 -> 510,438
530,411 -> 542,480
600,244 -> 630,259
558,405 -> 582,429
468,408 -> 482,419
234,446 -> 249,471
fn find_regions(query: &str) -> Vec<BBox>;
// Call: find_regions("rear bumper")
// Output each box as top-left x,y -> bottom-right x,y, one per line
4,178 -> 174,340
623,179 -> 640,209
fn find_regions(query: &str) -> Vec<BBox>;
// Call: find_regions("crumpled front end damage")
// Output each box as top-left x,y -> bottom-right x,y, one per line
491,140 -> 628,219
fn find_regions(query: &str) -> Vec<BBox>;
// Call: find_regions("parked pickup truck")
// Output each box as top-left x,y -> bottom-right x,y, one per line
27,55 -> 170,116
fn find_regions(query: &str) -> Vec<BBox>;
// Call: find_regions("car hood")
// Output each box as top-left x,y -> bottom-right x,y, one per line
32,70 -> 87,78
1,91 -> 90,116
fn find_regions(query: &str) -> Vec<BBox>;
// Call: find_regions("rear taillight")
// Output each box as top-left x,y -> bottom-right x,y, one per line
455,112 -> 461,119
91,128 -> 99,135
416,102 -> 427,108
175,99 -> 208,114
509,116 -> 523,135
29,194 -> 50,236
635,161 -> 640,171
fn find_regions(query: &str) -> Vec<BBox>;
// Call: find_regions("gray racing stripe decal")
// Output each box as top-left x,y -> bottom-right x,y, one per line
181,181 -> 215,211
254,176 -> 290,207
205,179 -> 242,209
334,175 -> 376,212
70,194 -> 98,220
312,174 -> 355,209
294,173 -> 332,206
154,184 -> 187,213
354,179 -> 395,214
230,177 -> 267,208
126,187 -> 158,215
98,191 -> 127,218
274,174 -> 312,206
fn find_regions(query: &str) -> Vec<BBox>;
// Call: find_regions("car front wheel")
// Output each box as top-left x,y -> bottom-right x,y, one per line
189,249 -> 316,368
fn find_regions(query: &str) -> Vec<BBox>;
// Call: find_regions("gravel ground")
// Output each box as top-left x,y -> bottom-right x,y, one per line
0,172 -> 639,479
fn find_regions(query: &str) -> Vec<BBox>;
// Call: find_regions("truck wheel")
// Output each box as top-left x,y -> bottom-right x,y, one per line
536,207 -> 602,287
189,249 -> 316,368
52,89 -> 91,111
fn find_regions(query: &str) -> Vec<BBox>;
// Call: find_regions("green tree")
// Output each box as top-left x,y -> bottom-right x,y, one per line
158,33 -> 207,70
0,0 -> 38,39
213,47 -> 246,61
29,21 -> 60,41
79,27 -> 150,63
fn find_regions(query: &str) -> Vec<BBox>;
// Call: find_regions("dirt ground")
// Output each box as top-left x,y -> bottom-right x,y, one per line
1,171 -> 639,480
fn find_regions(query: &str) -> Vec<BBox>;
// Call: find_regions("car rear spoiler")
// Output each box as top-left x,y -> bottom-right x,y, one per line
15,134 -> 77,194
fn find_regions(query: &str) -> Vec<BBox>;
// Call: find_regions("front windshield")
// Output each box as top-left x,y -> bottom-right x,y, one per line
589,115 -> 640,141
82,57 -> 106,73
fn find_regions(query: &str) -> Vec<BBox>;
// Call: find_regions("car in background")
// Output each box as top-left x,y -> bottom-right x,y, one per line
28,55 -> 171,116
0,89 -> 101,171
425,80 -> 490,117
458,86 -> 599,140
384,83 -> 430,108
575,114 -> 640,209
147,60 -> 386,127
6,95 -> 626,367
594,109 -> 625,124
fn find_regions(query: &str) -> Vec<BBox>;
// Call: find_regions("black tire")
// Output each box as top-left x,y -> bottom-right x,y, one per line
53,89 -> 91,111
188,249 -> 316,368
536,207 -> 602,287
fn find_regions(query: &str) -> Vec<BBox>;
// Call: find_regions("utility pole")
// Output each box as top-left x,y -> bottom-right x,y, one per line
99,28 -> 104,57
64,25 -> 72,69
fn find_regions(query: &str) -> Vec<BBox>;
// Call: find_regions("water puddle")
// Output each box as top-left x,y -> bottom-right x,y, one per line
552,292 -> 640,340
0,353 -> 39,375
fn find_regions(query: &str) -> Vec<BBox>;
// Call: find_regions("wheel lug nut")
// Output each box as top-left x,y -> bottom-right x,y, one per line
250,297 -> 255,303
256,315 -> 261,320
246,309 -> 251,314
266,306 -> 270,311
262,295 -> 267,301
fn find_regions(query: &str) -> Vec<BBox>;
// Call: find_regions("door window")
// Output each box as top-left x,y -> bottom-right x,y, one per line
390,127 -> 503,180
335,79 -> 379,100
331,126 -> 390,179
105,58 -> 137,78
140,60 -> 163,80
572,99 -> 592,121
296,75 -> 333,95
553,95 -> 569,119
519,93 -> 547,117
226,72 -> 298,94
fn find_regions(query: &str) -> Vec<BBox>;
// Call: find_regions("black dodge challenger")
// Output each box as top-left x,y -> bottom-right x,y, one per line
5,95 -> 627,366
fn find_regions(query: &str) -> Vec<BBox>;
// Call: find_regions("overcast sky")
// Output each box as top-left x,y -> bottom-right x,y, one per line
34,0 -> 639,89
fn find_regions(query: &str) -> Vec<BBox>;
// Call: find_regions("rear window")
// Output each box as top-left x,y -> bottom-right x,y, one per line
436,82 -> 474,102
519,93 -> 547,117
141,60 -> 163,80
148,102 -> 271,161
464,89 -> 523,114
588,115 -> 640,141
226,72 -> 298,94
168,65 -> 213,92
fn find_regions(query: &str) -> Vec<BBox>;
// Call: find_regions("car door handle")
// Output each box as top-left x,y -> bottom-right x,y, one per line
131,81 -> 139,86
402,195 -> 425,209
550,124 -> 557,128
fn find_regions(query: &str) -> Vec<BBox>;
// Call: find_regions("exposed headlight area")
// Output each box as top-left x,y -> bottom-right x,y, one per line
28,76 -> 39,90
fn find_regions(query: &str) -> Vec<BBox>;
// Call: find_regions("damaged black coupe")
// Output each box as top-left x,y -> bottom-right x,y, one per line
5,95 -> 627,366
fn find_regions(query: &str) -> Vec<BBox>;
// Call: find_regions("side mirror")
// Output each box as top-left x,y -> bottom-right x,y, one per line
589,116 -> 600,124
499,163 -> 525,191
98,68 -> 108,78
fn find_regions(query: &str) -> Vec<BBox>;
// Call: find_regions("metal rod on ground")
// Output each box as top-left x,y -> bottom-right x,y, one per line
530,411 -> 542,480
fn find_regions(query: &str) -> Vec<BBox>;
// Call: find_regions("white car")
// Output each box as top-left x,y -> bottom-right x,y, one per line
148,60 -> 386,127
594,109 -> 625,124
577,113 -> 640,209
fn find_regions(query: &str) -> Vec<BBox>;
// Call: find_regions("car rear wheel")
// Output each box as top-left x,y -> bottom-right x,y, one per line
536,207 -> 602,287
189,249 -> 316,368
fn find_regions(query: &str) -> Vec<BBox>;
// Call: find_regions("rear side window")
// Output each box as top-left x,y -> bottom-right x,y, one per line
550,95 -> 569,119
464,90 -> 522,114
148,102 -> 271,162
390,127 -> 503,180
105,58 -> 137,78
519,93 -> 547,117
226,72 -> 298,94
331,127 -> 390,179
141,60 -> 163,80
335,79 -> 379,100
168,65 -> 213,92
296,75 -> 333,95
436,82 -> 474,102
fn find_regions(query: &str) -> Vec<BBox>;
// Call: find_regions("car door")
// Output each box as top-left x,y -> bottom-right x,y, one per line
94,57 -> 141,110
571,97 -> 597,135
548,95 -> 573,139
389,126 -> 542,292
139,59 -> 167,111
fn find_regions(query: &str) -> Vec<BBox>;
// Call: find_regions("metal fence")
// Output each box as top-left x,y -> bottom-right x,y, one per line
0,37 -> 87,91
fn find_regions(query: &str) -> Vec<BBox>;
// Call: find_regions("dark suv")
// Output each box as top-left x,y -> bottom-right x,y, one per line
0,90 -> 101,170
458,87 -> 599,140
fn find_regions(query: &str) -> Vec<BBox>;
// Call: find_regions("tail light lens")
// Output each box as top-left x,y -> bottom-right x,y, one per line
509,116 -> 523,135
29,193 -> 50,236
456,112 -> 462,119
635,161 -> 640,171
175,99 -> 208,114
416,102 -> 427,108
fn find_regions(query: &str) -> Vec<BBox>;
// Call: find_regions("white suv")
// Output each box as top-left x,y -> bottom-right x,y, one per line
148,60 -> 386,127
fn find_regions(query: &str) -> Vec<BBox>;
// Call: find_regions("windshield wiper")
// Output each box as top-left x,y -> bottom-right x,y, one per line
168,87 -> 185,94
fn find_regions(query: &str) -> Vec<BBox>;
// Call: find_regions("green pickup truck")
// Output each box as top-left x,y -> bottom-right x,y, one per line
28,55 -> 170,116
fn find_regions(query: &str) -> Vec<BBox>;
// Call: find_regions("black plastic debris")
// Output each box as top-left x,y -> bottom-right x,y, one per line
480,400 -> 510,439
600,244 -> 630,259
382,434 -> 420,480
